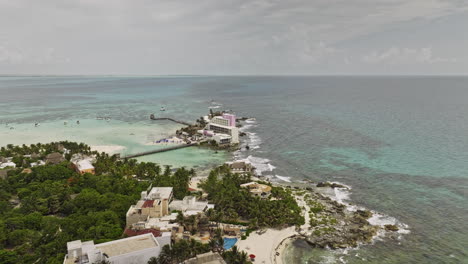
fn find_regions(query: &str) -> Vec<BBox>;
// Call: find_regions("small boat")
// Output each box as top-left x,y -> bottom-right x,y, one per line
160,107 -> 166,111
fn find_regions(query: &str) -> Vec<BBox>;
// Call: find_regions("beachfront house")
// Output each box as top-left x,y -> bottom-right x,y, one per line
227,161 -> 254,174
70,154 -> 96,174
169,196 -> 214,216
75,160 -> 95,174
130,214 -> 180,233
63,233 -> 170,264
126,187 -> 173,227
45,152 -> 65,164
30,160 -> 45,167
184,252 -> 227,264
0,161 -> 16,169
240,182 -> 272,199
72,159 -> 95,174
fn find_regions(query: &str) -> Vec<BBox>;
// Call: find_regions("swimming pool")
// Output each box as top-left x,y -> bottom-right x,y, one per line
223,237 -> 238,250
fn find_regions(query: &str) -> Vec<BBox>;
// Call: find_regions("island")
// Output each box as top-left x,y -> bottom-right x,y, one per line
0,112 -> 399,264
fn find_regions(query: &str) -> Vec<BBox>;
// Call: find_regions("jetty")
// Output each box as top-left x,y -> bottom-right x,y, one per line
122,142 -> 199,159
150,114 -> 193,126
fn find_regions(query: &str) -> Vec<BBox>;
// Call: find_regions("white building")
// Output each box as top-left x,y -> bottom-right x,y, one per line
226,161 -> 255,174
169,196 -> 214,216
211,116 -> 230,126
64,233 -> 170,264
213,134 -> 232,145
206,124 -> 239,144
184,252 -> 227,264
126,187 -> 174,227
204,113 -> 239,144
0,161 -> 16,169
137,214 -> 180,232
70,154 -> 96,174
240,182 -> 272,199
30,160 -> 45,167
145,187 -> 173,201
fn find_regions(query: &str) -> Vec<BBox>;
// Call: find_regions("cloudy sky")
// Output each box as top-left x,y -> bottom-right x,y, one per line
0,0 -> 467,75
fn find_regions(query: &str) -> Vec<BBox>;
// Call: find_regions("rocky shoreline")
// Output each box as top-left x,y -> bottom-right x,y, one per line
284,182 -> 400,250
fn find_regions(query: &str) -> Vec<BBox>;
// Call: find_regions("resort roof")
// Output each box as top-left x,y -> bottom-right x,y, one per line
147,187 -> 173,200
230,161 -> 250,169
169,196 -> 211,213
184,252 -> 227,264
123,228 -> 161,238
76,159 -> 94,171
45,152 -> 65,164
95,233 -> 159,257
240,182 -> 272,193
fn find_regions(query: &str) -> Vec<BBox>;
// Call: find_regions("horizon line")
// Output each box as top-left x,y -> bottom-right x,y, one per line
1,74 -> 468,77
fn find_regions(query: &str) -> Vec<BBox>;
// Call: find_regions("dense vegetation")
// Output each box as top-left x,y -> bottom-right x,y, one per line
148,229 -> 251,264
0,142 -> 302,264
200,166 -> 305,228
0,142 -> 193,264
148,239 -> 211,264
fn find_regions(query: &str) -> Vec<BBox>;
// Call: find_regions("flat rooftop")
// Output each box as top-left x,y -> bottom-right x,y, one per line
95,233 -> 158,257
148,187 -> 173,200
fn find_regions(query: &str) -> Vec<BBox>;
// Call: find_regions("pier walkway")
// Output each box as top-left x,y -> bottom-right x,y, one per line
122,142 -> 199,159
150,117 -> 193,126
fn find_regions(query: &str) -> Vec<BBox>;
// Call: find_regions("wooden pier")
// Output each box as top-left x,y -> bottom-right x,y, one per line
150,117 -> 193,126
122,142 -> 198,159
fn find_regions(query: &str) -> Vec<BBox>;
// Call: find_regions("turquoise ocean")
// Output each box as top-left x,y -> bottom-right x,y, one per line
0,76 -> 467,263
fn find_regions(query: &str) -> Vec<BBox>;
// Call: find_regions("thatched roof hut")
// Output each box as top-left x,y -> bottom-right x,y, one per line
45,152 -> 65,164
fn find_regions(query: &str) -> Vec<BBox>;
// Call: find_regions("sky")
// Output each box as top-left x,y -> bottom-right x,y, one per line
0,0 -> 467,75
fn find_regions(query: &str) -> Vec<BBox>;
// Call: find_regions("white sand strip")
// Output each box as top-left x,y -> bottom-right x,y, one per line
91,145 -> 126,154
237,226 -> 296,264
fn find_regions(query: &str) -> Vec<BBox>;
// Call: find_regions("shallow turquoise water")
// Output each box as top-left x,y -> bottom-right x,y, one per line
0,76 -> 226,168
1,76 -> 467,263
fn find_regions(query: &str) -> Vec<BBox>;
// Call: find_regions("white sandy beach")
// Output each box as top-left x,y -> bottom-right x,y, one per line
237,226 -> 296,264
236,191 -> 312,264
90,145 -> 126,154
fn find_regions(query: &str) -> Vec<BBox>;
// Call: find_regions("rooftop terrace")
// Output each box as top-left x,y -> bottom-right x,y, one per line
95,233 -> 159,257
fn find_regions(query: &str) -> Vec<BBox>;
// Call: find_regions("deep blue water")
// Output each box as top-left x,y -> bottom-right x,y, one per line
1,76 -> 467,263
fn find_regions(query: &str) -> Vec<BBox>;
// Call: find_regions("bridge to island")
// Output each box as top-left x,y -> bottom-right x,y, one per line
120,116 -> 208,159
150,117 -> 193,126
122,142 -> 199,159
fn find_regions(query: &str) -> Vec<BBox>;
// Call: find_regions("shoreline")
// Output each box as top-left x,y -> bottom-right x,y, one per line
236,226 -> 297,264
90,145 -> 126,154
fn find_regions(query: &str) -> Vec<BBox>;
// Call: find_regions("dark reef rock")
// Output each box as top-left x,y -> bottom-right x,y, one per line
316,182 -> 348,189
384,224 -> 399,232
355,209 -> 373,219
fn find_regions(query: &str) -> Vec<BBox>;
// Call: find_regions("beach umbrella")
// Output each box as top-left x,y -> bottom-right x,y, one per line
249,254 -> 256,260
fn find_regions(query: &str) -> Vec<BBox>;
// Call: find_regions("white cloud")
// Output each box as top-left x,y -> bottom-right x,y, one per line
362,47 -> 457,64
0,45 -> 24,64
0,45 -> 70,65
0,0 -> 466,74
